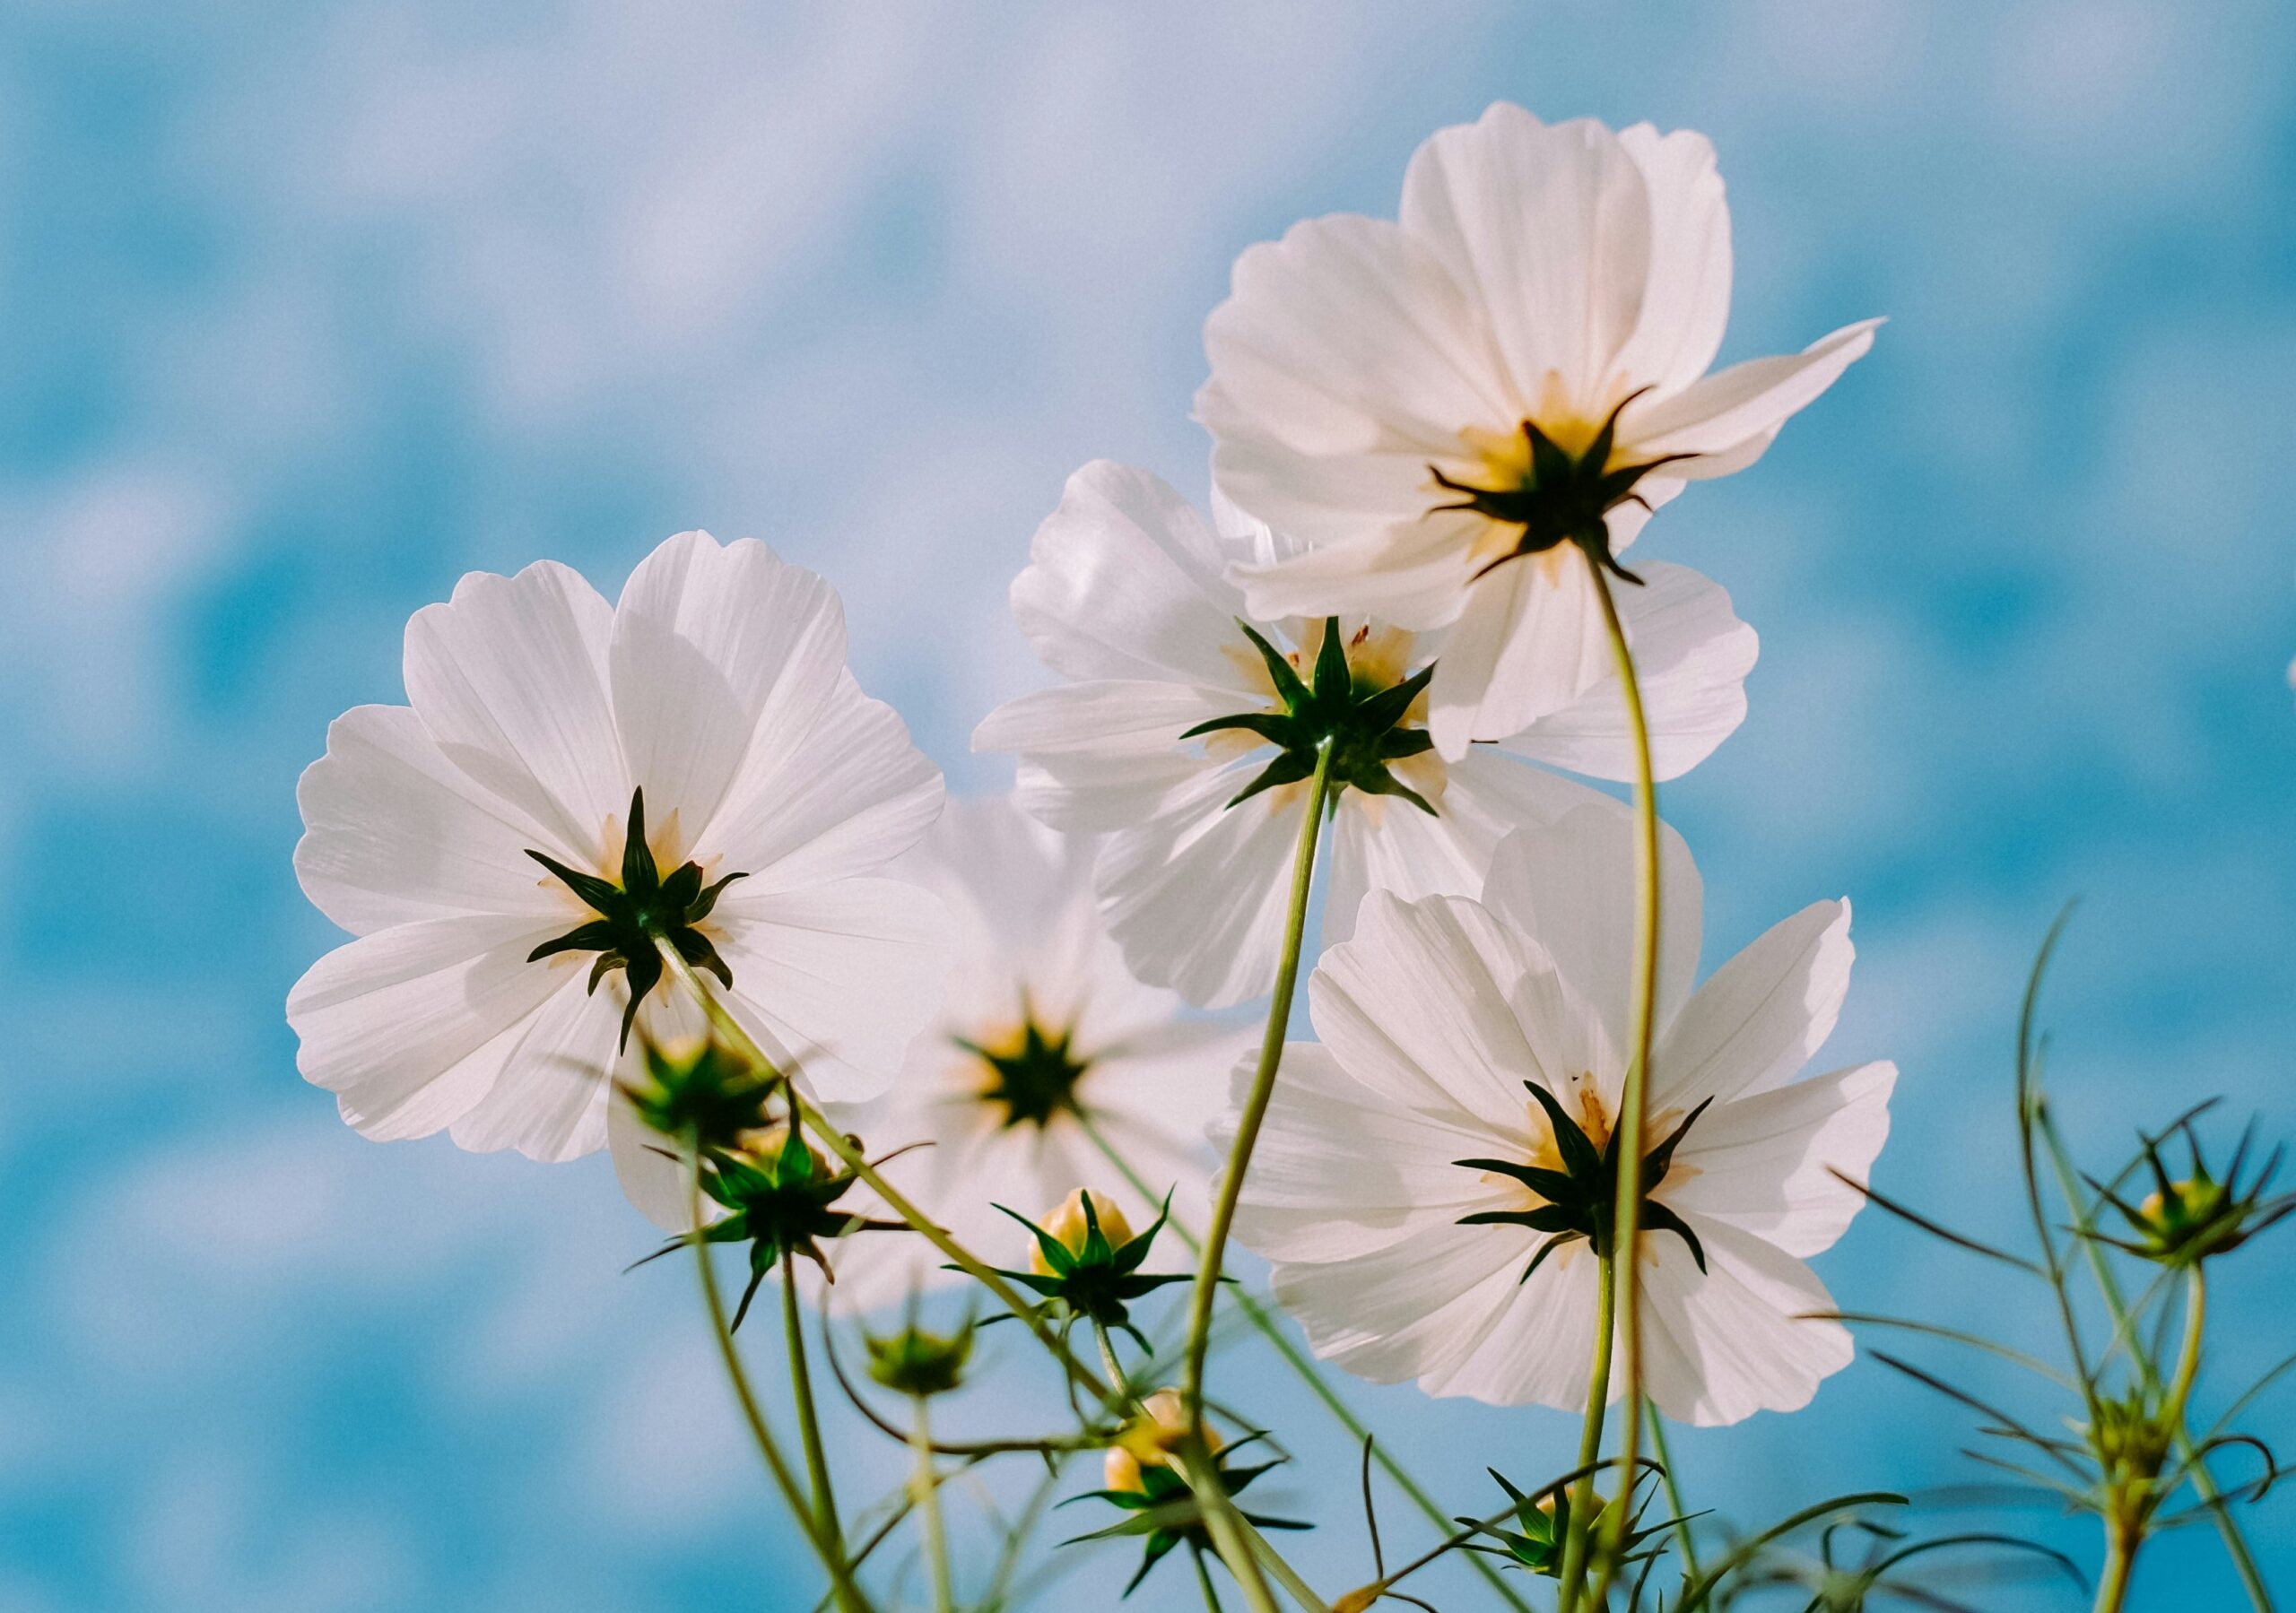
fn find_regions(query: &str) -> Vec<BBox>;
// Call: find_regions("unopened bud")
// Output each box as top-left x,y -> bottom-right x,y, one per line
1104,1387 -> 1219,1492
1031,1189 -> 1134,1275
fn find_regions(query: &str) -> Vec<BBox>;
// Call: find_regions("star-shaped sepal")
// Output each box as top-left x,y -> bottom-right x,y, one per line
620,1035 -> 780,1155
632,1125 -> 908,1331
526,786 -> 749,1051
976,1190 -> 1192,1354
1456,1464 -> 1685,1583
1455,1080 -> 1714,1282
2086,1110 -> 2295,1269
1181,616 -> 1438,815
1060,1430 -> 1309,1598
1428,387 -> 1694,587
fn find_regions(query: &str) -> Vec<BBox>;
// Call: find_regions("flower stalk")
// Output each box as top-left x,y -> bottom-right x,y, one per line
1555,1251 -> 1619,1605
781,1246 -> 845,1549
1178,741 -> 1337,1613
909,1398 -> 955,1613
1579,557 -> 1665,1609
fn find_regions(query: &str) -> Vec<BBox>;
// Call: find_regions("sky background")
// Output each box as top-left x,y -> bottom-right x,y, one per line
3,2 -> 2293,1609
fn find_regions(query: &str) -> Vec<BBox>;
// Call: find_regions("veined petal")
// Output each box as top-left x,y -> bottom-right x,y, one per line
973,680 -> 1237,759
402,559 -> 625,868
710,876 -> 954,1103
1426,552 -> 1611,759
1639,1225 -> 1854,1427
288,914 -> 575,1142
610,531 -> 847,859
1227,510 -> 1480,629
1655,900 -> 1853,1110
1609,124 -> 1734,395
1666,1061 -> 1896,1257
447,968 -> 626,1162
1399,106 -> 1652,411
1422,1245 -> 1606,1408
1271,1222 -> 1534,1389
1011,462 -> 1258,690
703,671 -> 944,894
294,704 -> 569,936
1481,805 -> 1703,1052
1311,890 -> 1612,1128
1092,757 -> 1309,1009
1496,560 -> 1757,782
1625,318 -> 1882,468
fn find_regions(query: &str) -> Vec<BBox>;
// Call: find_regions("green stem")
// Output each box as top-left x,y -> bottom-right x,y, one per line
685,1145 -> 871,1612
1092,1317 -> 1137,1408
781,1247 -> 845,1551
2166,1266 -> 2206,1435
1645,1404 -> 1700,1579
1583,559 -> 1662,1610
1556,1252 -> 1619,1609
910,1398 -> 955,1613
2040,1111 -> 2270,1609
1076,1114 -> 1535,1613
1195,1548 -> 1229,1613
1179,741 -> 1337,1613
2094,1524 -> 2138,1613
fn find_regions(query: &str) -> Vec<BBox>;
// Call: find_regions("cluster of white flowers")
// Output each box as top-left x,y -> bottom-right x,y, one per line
290,105 -> 1903,1603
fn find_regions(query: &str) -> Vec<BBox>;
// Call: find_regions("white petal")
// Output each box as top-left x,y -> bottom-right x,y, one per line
1497,561 -> 1755,782
447,968 -> 626,1161
974,680 -> 1238,837
1654,900 -> 1853,1109
288,914 -> 575,1142
1271,1223 -> 1533,1388
1010,462 -> 1257,689
1639,1226 -> 1854,1427
1094,759 -> 1302,1009
710,877 -> 954,1102
401,559 -> 625,867
610,531 -> 848,858
1481,805 -> 1703,1051
294,704 -> 565,936
609,1087 -> 700,1234
1625,319 -> 1882,470
1665,1061 -> 1896,1257
1609,125 -> 1734,395
1400,106 -> 1651,410
1311,890 -> 1613,1128
1427,553 -> 1611,758
1231,1044 -> 1527,1265
703,670 -> 944,893
1424,1247 -> 1606,1408
1227,512 -> 1480,630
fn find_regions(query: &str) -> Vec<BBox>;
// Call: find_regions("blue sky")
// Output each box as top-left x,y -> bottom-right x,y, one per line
3,3 -> 2293,1609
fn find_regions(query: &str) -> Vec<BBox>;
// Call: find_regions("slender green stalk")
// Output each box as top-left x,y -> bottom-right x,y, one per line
1195,1548 -> 1229,1613
1077,1114 -> 1536,1613
2095,1525 -> 2138,1613
2165,1267 -> 2206,1438
1645,1403 -> 1700,1578
2039,1111 -> 2271,1609
684,1146 -> 871,1612
1092,1317 -> 1137,1407
910,1398 -> 955,1613
1582,559 -> 1663,1610
1178,742 -> 1337,1612
781,1247 -> 844,1548
1556,1253 -> 1619,1608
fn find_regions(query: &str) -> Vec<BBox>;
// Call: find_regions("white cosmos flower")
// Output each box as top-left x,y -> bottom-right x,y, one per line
971,460 -> 1756,1009
289,530 -> 952,1184
1228,806 -> 1895,1426
613,793 -> 1249,1312
1198,103 -> 1877,757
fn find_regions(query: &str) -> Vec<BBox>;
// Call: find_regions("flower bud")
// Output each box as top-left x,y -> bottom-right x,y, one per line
865,1320 -> 974,1399
1104,1387 -> 1219,1492
1031,1189 -> 1134,1275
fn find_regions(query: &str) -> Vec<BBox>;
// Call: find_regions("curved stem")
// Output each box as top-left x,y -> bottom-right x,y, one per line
1195,1548 -> 1229,1613
1092,1317 -> 1138,1409
685,1146 -> 871,1612
2165,1265 -> 2207,1435
1583,559 -> 1662,1609
910,1398 -> 954,1613
1179,741 -> 1337,1613
1645,1403 -> 1700,1579
1077,1114 -> 1536,1613
781,1247 -> 844,1549
1556,1252 -> 1619,1609
2094,1525 -> 2138,1613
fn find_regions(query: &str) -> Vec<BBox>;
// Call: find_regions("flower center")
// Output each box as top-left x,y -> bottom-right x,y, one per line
956,1013 -> 1091,1131
1426,388 -> 1692,586
525,785 -> 748,1052
1184,616 -> 1443,816
1454,1076 -> 1713,1281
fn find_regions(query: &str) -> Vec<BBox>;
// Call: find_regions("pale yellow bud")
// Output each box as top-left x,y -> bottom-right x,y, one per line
1030,1189 -> 1134,1275
1103,1387 -> 1221,1492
